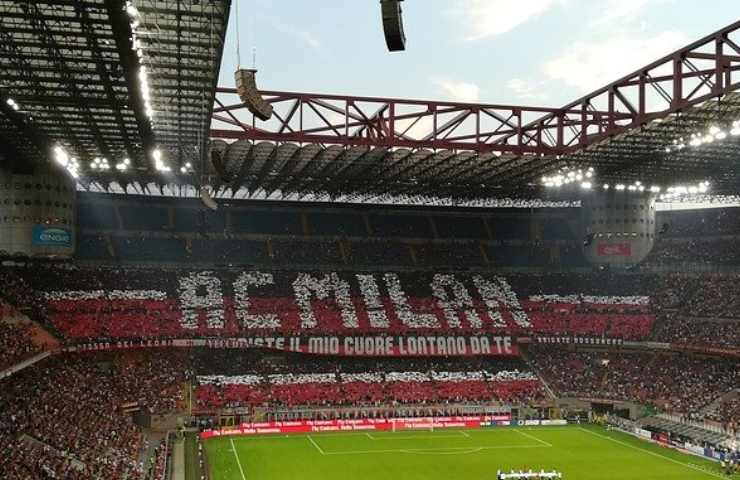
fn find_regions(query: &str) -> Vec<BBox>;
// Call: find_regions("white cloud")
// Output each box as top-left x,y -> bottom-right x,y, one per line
542,30 -> 688,94
591,0 -> 668,26
268,19 -> 324,53
433,78 -> 481,103
458,0 -> 564,40
507,78 -> 548,101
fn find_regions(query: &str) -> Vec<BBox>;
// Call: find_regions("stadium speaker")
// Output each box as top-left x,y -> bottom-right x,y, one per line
658,222 -> 669,235
234,69 -> 273,121
211,149 -> 232,183
200,187 -> 218,211
380,0 -> 406,51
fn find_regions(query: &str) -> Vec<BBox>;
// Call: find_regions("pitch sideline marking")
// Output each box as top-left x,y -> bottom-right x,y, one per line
307,435 -> 326,455
577,427 -> 725,479
514,429 -> 552,447
229,438 -> 248,480
460,430 -> 471,438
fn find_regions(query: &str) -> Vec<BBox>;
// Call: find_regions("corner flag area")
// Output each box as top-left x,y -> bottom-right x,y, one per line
203,425 -> 728,480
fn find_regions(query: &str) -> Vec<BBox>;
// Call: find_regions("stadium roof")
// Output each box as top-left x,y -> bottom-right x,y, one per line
0,0 -> 230,182
1,8 -> 739,204
210,20 -> 740,201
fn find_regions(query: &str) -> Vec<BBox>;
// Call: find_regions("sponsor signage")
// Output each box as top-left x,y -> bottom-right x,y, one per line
596,243 -> 631,256
200,416 -> 508,439
32,225 -> 72,247
635,427 -> 652,440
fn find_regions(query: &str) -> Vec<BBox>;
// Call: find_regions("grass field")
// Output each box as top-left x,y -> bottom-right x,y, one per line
203,425 -> 730,480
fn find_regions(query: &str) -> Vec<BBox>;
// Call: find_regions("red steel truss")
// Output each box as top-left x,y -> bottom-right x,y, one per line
211,20 -> 740,156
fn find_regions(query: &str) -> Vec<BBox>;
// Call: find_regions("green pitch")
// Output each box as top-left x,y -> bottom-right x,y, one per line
203,425 -> 729,480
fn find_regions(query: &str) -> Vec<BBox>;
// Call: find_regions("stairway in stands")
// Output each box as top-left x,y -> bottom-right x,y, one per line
520,349 -> 557,400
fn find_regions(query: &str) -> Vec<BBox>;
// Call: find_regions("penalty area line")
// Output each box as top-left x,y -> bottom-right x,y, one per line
514,429 -> 552,447
307,435 -> 326,455
577,427 -> 725,479
229,437 -> 248,480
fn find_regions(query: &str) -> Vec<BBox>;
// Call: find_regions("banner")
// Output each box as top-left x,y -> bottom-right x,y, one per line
596,243 -> 631,256
68,335 -> 518,356
200,415 -> 511,439
635,427 -> 652,440
32,225 -> 72,247
654,432 -> 670,446
536,336 -> 623,346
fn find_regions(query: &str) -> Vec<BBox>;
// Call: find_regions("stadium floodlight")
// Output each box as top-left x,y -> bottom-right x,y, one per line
580,182 -> 592,190
615,184 -> 625,191
715,130 -> 727,140
125,1 -> 139,18
603,184 -> 610,189
6,98 -> 19,111
54,146 -> 69,167
650,186 -> 661,193
55,146 -> 80,179
152,148 -> 171,172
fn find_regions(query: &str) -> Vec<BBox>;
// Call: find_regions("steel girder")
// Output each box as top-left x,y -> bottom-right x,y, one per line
209,20 -> 740,201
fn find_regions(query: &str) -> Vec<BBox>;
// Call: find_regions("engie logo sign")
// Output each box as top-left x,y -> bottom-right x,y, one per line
32,226 -> 72,247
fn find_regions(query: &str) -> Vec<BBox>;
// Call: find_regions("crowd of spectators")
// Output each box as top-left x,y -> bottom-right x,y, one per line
0,319 -> 43,371
650,313 -> 740,348
659,207 -> 740,238
0,265 -> 666,342
2,263 -> 739,355
645,238 -> 740,266
144,438 -> 170,480
192,353 -> 544,411
530,347 -> 739,417
0,350 -> 186,480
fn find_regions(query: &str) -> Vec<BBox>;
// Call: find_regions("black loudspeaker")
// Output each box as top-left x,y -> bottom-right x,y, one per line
380,0 -> 406,52
235,69 -> 273,121
211,149 -> 233,182
659,223 -> 669,235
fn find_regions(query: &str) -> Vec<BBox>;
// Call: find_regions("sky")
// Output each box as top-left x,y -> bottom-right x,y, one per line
217,0 -> 740,108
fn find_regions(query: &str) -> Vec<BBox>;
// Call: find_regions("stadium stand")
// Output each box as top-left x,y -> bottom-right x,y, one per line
0,351 -> 186,479
0,318 -> 42,370
4,265 -> 663,340
529,347 -> 739,415
191,353 -> 544,411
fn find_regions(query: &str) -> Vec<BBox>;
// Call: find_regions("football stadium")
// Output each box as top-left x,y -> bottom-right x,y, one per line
1,1 -> 739,479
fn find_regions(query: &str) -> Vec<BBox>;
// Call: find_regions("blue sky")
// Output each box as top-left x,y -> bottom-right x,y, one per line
217,0 -> 739,107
